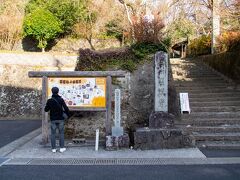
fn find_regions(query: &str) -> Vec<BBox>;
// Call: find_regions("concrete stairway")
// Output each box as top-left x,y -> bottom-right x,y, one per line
171,58 -> 240,149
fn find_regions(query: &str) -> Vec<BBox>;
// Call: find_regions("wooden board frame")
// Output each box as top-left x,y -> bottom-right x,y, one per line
29,71 -> 125,144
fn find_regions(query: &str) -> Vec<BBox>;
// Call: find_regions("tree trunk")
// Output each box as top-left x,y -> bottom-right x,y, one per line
119,0 -> 135,42
211,0 -> 220,54
86,36 -> 95,50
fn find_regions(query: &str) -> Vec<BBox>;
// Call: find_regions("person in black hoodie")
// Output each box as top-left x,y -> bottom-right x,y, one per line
45,87 -> 70,153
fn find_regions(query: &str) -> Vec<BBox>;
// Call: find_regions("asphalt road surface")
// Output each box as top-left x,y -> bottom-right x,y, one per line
201,149 -> 240,158
0,120 -> 41,148
0,164 -> 240,180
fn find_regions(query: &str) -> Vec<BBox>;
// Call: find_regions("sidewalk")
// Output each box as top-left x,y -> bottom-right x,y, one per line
1,128 -> 240,166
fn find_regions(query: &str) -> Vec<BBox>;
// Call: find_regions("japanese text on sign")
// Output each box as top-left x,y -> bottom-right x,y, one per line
48,77 -> 106,108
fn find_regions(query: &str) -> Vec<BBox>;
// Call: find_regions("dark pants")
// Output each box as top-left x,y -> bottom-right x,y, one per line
51,120 -> 64,149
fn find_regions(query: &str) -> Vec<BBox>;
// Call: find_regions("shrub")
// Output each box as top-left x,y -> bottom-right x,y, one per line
25,0 -> 87,34
75,41 -> 168,72
217,31 -> 240,52
132,12 -> 164,44
75,48 -> 137,71
131,41 -> 169,59
0,15 -> 22,50
187,35 -> 211,57
105,19 -> 123,42
0,1 -> 24,50
23,8 -> 63,52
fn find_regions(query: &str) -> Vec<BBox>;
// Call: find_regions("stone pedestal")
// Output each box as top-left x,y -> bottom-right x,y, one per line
106,133 -> 130,151
134,128 -> 194,150
133,51 -> 194,149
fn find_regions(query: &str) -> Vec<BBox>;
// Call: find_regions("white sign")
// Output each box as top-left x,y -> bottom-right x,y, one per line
179,93 -> 191,114
95,129 -> 99,151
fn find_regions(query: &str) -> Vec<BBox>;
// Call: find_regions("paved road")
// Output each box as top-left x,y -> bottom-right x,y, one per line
0,164 -> 240,180
201,149 -> 240,158
0,120 -> 41,148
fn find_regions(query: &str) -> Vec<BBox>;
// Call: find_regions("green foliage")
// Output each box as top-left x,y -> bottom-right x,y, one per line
187,35 -> 211,57
25,0 -> 87,33
119,59 -> 137,72
23,8 -> 63,51
166,18 -> 196,44
105,19 -> 123,41
131,42 -> 168,59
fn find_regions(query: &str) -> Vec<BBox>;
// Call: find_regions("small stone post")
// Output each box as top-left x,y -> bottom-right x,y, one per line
112,89 -> 123,136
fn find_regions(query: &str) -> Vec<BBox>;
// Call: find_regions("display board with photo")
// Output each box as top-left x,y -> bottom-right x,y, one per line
48,77 -> 106,108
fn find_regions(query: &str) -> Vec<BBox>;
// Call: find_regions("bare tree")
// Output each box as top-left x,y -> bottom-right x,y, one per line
0,0 -> 26,50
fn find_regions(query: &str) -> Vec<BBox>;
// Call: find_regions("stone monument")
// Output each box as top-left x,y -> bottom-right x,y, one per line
134,51 -> 194,149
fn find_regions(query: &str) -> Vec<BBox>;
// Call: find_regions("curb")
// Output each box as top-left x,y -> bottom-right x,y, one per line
3,157 -> 240,166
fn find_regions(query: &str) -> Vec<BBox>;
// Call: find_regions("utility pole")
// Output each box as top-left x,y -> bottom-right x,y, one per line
211,0 -> 221,54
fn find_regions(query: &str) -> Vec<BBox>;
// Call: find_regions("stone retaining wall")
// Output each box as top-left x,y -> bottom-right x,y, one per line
0,52 -> 155,139
198,51 -> 240,82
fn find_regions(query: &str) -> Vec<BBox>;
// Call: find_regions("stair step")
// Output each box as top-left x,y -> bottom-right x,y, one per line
176,118 -> 240,126
174,81 -> 229,85
197,141 -> 240,149
182,112 -> 240,119
194,132 -> 240,141
184,75 -> 221,78
176,89 -> 240,94
174,73 -> 218,77
172,70 -> 217,75
188,97 -> 240,102
174,78 -> 226,82
188,92 -> 240,98
190,101 -> 240,107
175,75 -> 221,78
176,86 -> 235,90
175,84 -> 232,89
177,125 -> 240,133
171,65 -> 210,69
173,77 -> 224,81
191,106 -> 240,112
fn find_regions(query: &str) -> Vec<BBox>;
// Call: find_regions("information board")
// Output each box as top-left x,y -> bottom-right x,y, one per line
48,77 -> 106,108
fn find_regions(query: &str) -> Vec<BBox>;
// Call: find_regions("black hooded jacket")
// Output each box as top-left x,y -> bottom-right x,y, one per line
44,94 -> 70,121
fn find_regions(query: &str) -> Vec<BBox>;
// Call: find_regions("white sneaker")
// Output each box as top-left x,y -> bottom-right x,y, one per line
60,148 -> 66,153
52,149 -> 57,153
